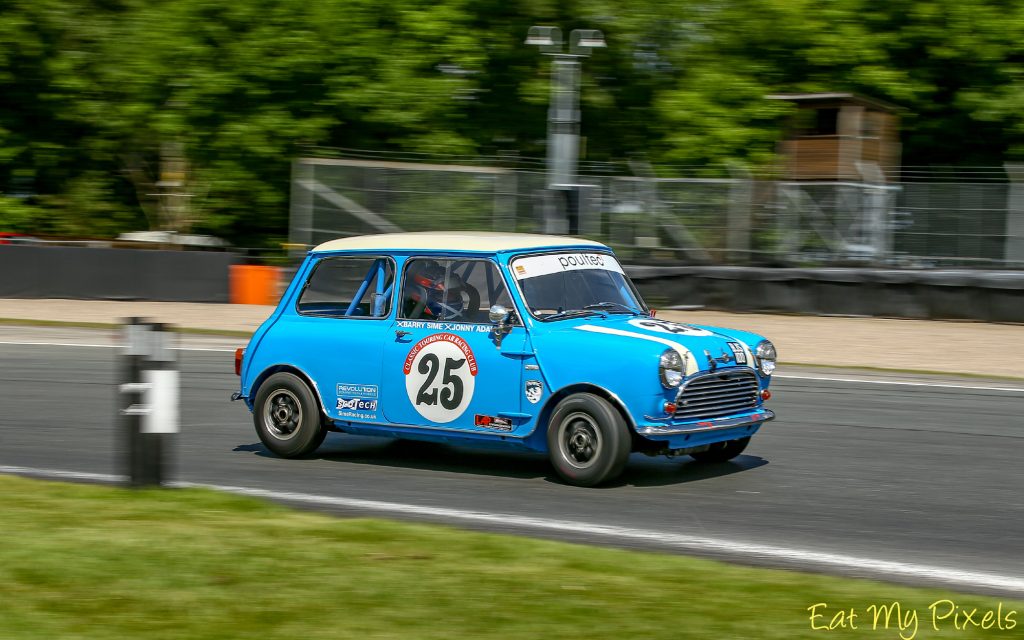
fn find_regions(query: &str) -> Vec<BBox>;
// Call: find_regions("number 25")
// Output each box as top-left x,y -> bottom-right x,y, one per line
416,355 -> 466,410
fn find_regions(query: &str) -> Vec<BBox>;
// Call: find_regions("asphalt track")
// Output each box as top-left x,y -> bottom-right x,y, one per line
1,327 -> 1022,596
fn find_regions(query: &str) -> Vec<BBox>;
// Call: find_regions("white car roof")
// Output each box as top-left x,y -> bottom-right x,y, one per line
312,231 -> 608,254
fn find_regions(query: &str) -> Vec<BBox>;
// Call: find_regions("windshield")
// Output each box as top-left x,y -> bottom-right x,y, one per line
510,252 -> 646,320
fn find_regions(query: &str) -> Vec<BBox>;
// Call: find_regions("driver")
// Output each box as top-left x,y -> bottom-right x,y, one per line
404,261 -> 465,319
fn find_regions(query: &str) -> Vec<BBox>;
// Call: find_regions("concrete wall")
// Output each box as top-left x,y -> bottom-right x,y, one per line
626,266 -> 1024,323
0,245 -> 234,302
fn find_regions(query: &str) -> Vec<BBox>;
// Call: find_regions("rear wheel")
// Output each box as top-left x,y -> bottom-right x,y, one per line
253,372 -> 326,458
689,436 -> 751,463
547,393 -> 630,487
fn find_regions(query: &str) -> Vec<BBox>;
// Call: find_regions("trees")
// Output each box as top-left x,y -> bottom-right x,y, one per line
1,0 -> 1023,244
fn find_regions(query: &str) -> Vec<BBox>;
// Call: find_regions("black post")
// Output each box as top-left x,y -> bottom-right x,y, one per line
120,319 -> 178,487
120,318 -> 144,485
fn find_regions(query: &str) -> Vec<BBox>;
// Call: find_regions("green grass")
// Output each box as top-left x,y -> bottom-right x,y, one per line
0,317 -> 253,338
0,476 -> 1019,639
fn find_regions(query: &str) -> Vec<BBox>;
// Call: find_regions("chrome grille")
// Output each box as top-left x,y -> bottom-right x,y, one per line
674,369 -> 759,420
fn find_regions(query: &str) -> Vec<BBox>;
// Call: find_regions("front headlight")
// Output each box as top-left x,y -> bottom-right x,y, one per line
755,340 -> 777,376
659,349 -> 684,388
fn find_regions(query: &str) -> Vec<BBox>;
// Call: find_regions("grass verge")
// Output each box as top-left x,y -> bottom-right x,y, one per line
0,475 -> 1019,639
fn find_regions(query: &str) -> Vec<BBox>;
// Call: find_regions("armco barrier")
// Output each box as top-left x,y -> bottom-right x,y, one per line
1,244 -> 1021,320
625,266 -> 1024,323
0,245 -> 233,302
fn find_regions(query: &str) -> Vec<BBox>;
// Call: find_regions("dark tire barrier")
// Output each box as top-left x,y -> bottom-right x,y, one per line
626,266 -> 1024,323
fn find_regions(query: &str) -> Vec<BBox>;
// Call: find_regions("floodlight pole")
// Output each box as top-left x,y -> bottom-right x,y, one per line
527,27 -> 605,233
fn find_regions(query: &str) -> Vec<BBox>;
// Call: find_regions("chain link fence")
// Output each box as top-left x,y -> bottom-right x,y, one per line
290,155 -> 1024,268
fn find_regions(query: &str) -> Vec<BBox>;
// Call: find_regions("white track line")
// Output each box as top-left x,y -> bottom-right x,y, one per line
2,464 -> 1022,595
775,373 -> 1024,393
6,340 -> 1022,392
0,341 -> 235,352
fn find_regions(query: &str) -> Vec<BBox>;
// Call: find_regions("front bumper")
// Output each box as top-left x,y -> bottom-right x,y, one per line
636,408 -> 774,437
634,408 -> 774,451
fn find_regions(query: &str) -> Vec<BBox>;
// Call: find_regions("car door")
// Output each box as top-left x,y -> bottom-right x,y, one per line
380,257 -> 530,434
274,254 -> 396,422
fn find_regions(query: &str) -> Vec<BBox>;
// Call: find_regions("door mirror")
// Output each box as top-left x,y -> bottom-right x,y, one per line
488,304 -> 510,325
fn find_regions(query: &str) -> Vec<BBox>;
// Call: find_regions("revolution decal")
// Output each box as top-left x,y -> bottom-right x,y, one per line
403,333 -> 478,423
335,382 -> 379,419
627,317 -> 713,337
510,252 -> 624,280
474,414 -> 513,432
336,383 -> 377,398
525,379 -> 543,404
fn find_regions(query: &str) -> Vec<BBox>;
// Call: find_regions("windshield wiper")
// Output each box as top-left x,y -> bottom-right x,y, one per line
541,309 -> 605,321
583,301 -> 642,315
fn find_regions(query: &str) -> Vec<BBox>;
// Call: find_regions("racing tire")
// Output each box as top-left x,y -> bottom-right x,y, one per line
253,372 -> 327,458
547,393 -> 631,487
689,436 -> 751,463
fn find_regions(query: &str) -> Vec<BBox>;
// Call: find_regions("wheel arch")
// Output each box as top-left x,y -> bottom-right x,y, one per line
249,364 -> 330,420
531,383 -> 636,448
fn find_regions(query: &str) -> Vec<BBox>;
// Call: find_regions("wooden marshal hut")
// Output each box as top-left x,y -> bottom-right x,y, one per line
767,93 -> 902,183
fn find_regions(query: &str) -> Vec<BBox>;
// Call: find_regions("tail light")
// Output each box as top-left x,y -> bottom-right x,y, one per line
234,348 -> 245,376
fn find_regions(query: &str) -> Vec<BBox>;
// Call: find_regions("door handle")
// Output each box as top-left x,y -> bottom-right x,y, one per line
395,330 -> 411,340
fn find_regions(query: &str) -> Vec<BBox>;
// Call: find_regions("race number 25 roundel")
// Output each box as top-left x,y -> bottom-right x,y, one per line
403,333 -> 478,423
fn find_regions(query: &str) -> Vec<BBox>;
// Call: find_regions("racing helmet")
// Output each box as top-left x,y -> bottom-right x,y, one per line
408,262 -> 464,318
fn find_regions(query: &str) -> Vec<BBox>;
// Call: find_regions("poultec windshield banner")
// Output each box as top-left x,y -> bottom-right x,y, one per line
511,253 -> 624,280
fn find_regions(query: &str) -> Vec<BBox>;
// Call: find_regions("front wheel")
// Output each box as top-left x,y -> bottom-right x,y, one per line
689,436 -> 751,463
547,393 -> 631,487
253,372 -> 326,458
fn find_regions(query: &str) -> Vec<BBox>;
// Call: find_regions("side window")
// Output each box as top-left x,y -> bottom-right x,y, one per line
297,256 -> 395,318
401,259 -> 513,322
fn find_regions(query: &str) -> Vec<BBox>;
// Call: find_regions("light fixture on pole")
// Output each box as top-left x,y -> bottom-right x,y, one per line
526,26 -> 605,233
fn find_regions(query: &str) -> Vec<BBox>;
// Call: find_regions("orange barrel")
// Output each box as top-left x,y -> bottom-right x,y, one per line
229,265 -> 281,305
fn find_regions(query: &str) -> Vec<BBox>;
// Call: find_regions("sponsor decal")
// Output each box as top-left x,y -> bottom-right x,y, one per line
474,414 -> 513,432
403,333 -> 477,423
525,379 -> 543,404
336,397 -> 378,412
727,342 -> 747,364
336,383 -> 378,398
627,317 -> 713,337
396,320 -> 492,333
510,253 -> 625,280
336,410 -> 377,420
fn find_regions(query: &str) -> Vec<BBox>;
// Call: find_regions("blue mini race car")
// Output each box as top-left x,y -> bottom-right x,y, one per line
233,232 -> 776,486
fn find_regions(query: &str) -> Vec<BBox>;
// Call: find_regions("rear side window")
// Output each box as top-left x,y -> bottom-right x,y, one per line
297,256 -> 395,318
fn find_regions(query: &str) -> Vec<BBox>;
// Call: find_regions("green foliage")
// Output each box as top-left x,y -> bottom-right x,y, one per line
1,0 -> 1023,245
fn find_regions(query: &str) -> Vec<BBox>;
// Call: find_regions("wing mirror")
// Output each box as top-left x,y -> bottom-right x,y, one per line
488,304 -> 510,325
488,304 -> 513,346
